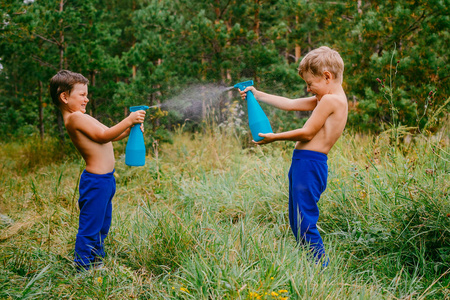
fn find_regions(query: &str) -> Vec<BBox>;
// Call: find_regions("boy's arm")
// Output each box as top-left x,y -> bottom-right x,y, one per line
254,95 -> 336,144
67,111 -> 145,143
112,127 -> 131,141
112,124 -> 144,141
240,86 -> 318,111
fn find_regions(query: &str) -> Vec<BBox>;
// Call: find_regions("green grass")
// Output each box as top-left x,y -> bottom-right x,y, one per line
0,128 -> 449,299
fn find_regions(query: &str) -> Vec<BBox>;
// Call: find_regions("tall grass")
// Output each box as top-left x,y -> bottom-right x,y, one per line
0,127 -> 448,299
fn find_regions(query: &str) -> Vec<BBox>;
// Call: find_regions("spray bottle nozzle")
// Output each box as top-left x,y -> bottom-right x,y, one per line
129,105 -> 149,112
233,80 -> 254,91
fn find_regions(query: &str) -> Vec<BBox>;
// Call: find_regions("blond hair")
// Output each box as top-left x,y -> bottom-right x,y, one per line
298,46 -> 344,83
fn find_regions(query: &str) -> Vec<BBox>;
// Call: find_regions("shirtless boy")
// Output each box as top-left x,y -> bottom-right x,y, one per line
239,46 -> 347,266
49,70 -> 146,271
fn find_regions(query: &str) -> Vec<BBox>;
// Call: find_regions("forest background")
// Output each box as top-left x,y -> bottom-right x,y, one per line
0,0 -> 449,140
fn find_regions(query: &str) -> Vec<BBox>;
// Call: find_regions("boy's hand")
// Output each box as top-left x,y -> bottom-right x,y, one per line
239,86 -> 257,100
253,133 -> 276,145
129,110 -> 146,125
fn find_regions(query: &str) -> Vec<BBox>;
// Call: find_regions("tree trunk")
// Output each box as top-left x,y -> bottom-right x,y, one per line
357,0 -> 363,42
59,0 -> 64,70
295,16 -> 301,62
295,45 -> 301,62
57,0 -> 65,141
155,59 -> 162,127
38,80 -> 44,140
90,71 -> 96,117
254,0 -> 260,39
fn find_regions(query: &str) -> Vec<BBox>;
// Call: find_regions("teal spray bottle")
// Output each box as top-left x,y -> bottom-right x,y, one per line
234,80 -> 273,142
125,105 -> 149,166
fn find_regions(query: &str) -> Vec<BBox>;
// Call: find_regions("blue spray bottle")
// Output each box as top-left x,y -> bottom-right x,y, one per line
125,105 -> 149,166
234,80 -> 273,142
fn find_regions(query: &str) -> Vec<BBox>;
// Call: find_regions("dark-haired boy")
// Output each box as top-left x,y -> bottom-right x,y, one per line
50,70 -> 146,271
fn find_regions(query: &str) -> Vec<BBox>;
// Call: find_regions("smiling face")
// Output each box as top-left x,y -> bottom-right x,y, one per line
302,72 -> 329,99
62,83 -> 89,113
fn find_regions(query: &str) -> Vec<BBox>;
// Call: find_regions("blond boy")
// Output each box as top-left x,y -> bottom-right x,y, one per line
49,70 -> 146,270
239,46 -> 347,266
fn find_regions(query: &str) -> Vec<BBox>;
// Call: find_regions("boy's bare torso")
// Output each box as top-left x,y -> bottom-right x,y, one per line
64,112 -> 115,174
295,92 -> 348,155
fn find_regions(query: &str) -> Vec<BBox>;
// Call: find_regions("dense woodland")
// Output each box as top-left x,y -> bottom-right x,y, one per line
0,0 -> 449,140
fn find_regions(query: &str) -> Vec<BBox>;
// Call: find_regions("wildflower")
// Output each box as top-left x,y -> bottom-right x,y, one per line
180,287 -> 190,293
280,297 -> 288,300
96,277 -> 103,284
447,213 -> 450,217
279,289 -> 288,293
397,60 -> 400,64
271,291 -> 279,296
429,91 -> 433,97
249,292 -> 262,299
376,78 -> 381,83
270,277 -> 274,280
172,287 -> 175,290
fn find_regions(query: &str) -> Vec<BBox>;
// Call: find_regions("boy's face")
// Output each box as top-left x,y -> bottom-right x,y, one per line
62,83 -> 89,113
302,72 -> 329,99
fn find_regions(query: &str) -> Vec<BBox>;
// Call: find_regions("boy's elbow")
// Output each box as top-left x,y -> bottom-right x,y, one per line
96,134 -> 111,144
303,135 -> 314,141
302,131 -> 316,141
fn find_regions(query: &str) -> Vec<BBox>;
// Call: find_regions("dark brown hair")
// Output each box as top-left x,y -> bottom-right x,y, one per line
49,70 -> 89,107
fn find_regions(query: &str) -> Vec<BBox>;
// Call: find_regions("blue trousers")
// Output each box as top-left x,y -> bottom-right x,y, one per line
74,169 -> 116,269
288,150 -> 328,264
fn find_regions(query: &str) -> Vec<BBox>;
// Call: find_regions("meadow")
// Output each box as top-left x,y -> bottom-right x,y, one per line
0,126 -> 449,299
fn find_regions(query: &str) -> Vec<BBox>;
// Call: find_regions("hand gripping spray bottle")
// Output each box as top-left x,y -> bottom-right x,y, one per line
125,105 -> 149,166
234,80 -> 273,142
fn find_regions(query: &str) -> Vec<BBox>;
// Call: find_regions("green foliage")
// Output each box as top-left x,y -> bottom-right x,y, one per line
0,0 -> 449,138
0,136 -> 80,173
0,131 -> 449,298
325,132 -> 450,282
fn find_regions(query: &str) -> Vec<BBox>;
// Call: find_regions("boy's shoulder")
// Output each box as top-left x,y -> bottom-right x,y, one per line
64,111 -> 97,131
65,111 -> 85,126
319,93 -> 347,106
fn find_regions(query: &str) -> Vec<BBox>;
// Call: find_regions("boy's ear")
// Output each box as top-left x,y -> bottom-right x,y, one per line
323,70 -> 333,82
60,92 -> 68,104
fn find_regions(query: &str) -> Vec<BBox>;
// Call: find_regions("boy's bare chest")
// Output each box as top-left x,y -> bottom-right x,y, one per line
85,114 -> 108,130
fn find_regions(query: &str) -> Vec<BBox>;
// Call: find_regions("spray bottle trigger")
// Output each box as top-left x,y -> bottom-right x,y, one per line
130,105 -> 149,112
233,80 -> 254,91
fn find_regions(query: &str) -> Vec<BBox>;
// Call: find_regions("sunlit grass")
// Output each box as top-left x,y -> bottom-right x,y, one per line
0,128 -> 449,299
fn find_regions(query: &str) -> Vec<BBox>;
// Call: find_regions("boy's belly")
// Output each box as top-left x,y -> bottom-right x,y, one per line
294,140 -> 331,155
85,159 -> 115,174
83,143 -> 116,174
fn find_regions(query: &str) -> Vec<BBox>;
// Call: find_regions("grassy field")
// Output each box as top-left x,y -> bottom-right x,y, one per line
0,127 -> 449,299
